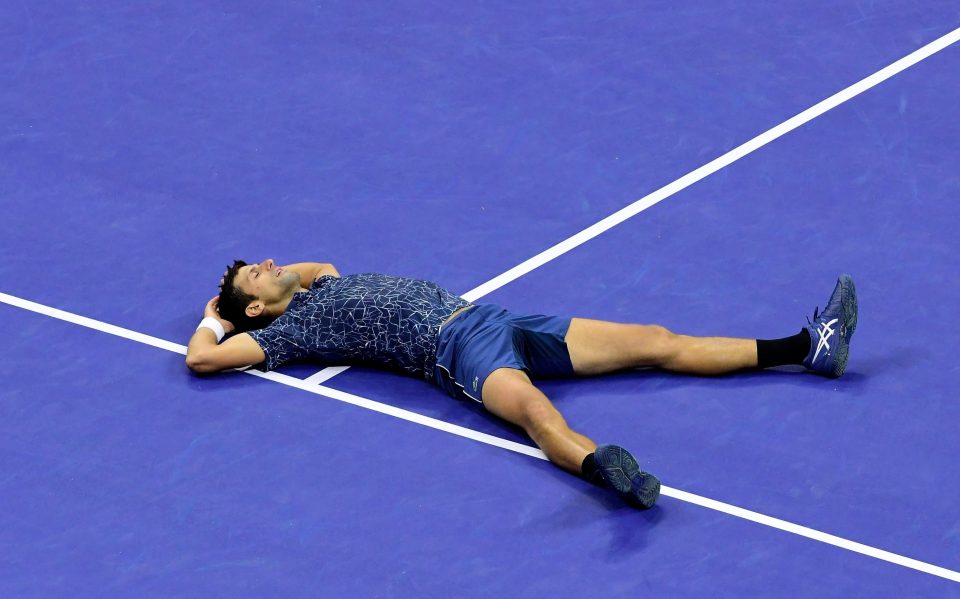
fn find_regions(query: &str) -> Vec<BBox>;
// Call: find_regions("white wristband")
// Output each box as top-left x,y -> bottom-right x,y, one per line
197,317 -> 226,342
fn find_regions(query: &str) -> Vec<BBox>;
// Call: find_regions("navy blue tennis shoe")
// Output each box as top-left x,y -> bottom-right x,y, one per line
803,274 -> 858,377
594,444 -> 660,509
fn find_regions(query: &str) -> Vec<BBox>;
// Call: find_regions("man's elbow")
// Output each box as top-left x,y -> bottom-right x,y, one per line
185,353 -> 217,374
319,263 -> 340,278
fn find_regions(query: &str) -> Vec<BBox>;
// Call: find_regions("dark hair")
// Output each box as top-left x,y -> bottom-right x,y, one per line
218,260 -> 273,333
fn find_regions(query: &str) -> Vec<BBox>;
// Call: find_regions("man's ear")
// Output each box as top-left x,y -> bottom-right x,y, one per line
245,301 -> 265,318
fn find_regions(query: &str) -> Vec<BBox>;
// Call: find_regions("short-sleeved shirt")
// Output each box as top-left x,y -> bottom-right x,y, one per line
246,273 -> 470,379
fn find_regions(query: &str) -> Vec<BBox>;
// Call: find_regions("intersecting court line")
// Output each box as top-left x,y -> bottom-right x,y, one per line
2,290 -> 959,584
299,25 -> 960,386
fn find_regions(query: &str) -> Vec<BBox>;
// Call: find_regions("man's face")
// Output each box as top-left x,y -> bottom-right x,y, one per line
233,258 -> 301,305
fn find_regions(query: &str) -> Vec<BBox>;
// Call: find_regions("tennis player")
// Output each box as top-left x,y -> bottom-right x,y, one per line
186,259 -> 858,509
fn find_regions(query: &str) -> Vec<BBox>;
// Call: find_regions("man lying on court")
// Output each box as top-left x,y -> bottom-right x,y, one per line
185,260 -> 858,509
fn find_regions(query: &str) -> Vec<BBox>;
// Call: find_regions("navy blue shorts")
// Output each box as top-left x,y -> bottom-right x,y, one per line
433,304 -> 575,402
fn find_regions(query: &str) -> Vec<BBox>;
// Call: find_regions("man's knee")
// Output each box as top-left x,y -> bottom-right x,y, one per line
482,369 -> 562,431
519,396 -> 561,432
644,324 -> 680,362
626,324 -> 680,367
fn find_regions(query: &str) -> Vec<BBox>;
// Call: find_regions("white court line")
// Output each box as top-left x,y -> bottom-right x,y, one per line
460,26 -> 960,301
303,365 -> 351,385
3,290 -> 960,584
299,25 -> 960,385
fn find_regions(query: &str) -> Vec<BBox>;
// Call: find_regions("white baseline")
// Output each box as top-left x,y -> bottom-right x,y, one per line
2,290 -> 959,584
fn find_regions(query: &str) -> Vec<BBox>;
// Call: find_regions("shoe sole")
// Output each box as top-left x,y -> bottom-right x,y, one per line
595,445 -> 661,509
833,274 -> 858,377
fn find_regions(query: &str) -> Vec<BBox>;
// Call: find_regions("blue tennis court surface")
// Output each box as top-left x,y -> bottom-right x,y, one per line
2,1 -> 959,596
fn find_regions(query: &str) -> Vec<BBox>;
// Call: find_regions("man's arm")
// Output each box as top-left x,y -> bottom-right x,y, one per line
186,330 -> 265,374
186,296 -> 266,374
284,262 -> 340,287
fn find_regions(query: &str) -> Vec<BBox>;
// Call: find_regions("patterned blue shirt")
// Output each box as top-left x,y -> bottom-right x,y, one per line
247,273 -> 470,378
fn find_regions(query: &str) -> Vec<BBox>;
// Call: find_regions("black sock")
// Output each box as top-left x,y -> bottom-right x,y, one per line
756,329 -> 810,369
581,452 -> 606,487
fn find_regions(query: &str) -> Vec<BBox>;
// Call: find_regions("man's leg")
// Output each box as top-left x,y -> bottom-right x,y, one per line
564,275 -> 857,378
565,319 -> 766,376
482,367 -> 596,473
481,367 -> 660,508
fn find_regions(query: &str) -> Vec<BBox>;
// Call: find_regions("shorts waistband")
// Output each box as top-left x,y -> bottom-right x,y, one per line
439,304 -> 478,334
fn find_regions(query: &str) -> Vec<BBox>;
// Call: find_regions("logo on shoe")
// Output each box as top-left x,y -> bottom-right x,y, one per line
813,318 -> 839,362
